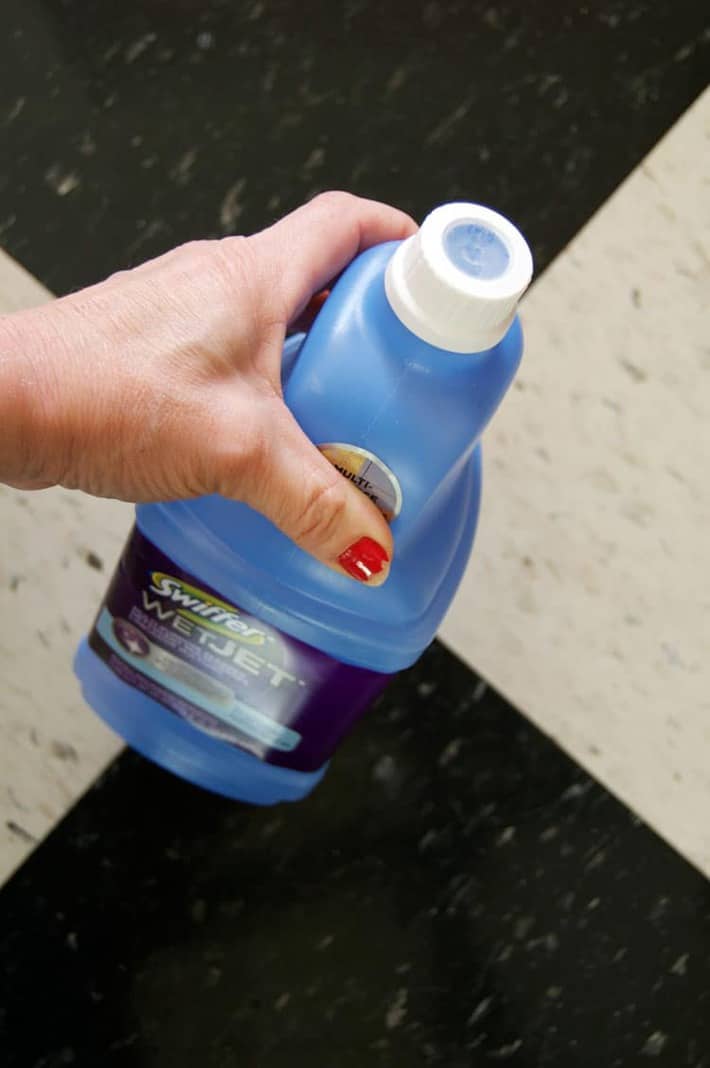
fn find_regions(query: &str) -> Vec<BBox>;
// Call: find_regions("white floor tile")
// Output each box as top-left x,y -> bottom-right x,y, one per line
1,250 -> 128,882
442,88 -> 710,878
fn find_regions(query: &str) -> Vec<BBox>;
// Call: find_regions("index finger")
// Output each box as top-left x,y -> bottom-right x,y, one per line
245,191 -> 418,323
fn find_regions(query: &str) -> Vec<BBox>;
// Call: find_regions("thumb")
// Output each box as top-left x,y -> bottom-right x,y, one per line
241,401 -> 393,586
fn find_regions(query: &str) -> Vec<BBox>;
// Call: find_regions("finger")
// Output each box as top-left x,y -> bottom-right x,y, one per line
245,191 -> 417,323
235,399 -> 393,587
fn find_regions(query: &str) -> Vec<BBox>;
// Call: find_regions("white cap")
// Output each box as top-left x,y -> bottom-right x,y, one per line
384,202 -> 533,353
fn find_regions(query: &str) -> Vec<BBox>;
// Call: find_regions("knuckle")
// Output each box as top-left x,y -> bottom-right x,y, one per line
163,240 -> 220,289
292,470 -> 348,547
311,189 -> 356,214
213,234 -> 256,278
179,238 -> 214,263
211,235 -> 265,305
103,266 -> 132,286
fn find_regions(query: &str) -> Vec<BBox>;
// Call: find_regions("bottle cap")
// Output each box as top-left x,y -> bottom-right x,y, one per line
385,202 -> 533,353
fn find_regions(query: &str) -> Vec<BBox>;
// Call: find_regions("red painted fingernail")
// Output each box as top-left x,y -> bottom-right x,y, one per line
338,537 -> 390,583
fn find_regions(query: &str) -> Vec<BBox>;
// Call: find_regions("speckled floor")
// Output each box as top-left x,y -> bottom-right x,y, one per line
1,2 -> 710,1066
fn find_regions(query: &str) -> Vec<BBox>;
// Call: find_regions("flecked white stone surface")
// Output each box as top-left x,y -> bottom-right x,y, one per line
0,247 -> 53,314
441,88 -> 710,878
0,251 -> 129,883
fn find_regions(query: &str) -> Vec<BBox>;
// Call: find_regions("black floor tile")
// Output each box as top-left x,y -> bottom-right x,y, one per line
2,645 -> 710,1067
1,1 -> 708,293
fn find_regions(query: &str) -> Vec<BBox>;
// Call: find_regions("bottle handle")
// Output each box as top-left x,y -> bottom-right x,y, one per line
281,331 -> 307,391
281,289 -> 330,390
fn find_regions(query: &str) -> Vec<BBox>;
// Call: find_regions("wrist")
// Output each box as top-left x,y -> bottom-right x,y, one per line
0,306 -> 71,487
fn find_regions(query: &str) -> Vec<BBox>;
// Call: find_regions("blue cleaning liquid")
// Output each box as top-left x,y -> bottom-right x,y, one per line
74,204 -> 531,804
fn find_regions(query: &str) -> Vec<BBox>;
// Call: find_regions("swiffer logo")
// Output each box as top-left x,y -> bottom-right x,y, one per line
147,573 -> 266,645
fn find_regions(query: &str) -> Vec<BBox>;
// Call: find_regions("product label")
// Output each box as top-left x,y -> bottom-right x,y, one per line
89,528 -> 390,771
319,443 -> 402,521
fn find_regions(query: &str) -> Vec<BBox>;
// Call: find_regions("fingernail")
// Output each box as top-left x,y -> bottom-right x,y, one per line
338,537 -> 390,584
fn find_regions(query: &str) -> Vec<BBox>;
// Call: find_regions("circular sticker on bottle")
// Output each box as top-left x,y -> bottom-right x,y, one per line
318,443 -> 402,522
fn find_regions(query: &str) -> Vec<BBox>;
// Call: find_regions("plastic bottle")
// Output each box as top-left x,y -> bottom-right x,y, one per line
74,202 -> 533,804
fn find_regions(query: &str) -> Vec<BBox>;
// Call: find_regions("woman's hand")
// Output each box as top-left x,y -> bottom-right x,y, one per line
0,192 -> 416,584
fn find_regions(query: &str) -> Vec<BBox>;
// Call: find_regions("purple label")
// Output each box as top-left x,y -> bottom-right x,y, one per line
89,528 -> 390,772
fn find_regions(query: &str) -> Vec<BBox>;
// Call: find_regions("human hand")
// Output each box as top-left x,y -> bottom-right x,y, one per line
0,192 -> 416,584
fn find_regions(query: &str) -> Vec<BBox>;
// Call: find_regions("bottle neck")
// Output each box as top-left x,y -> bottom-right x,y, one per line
385,240 -> 517,354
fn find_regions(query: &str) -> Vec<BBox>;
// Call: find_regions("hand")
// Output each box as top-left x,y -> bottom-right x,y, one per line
0,192 -> 416,584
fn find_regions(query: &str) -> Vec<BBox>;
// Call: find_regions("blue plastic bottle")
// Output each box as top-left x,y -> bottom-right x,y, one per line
74,203 -> 533,804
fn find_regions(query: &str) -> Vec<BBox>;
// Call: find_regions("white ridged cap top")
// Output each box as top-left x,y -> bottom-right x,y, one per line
384,202 -> 533,353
